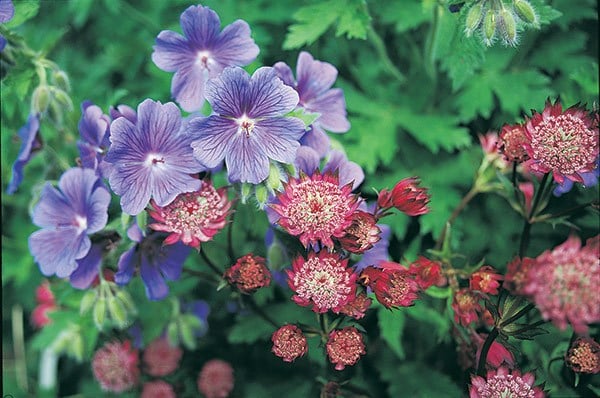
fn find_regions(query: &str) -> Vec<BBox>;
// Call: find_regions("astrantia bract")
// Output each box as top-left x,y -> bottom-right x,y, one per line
189,66 -> 305,184
469,366 -> 545,398
29,168 -> 110,278
152,5 -> 259,113
105,99 -> 204,215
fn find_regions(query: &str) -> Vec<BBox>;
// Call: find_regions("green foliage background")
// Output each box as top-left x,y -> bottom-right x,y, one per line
2,0 -> 598,397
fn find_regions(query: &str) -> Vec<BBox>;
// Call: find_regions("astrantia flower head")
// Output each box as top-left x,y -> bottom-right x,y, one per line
470,265 -> 503,295
469,366 -> 546,398
326,327 -> 366,371
408,256 -> 445,290
152,5 -> 259,112
378,177 -> 430,216
148,179 -> 231,248
353,224 -> 391,272
189,66 -> 305,184
274,51 -> 350,157
504,256 -> 536,295
142,337 -> 183,377
197,359 -> 234,398
224,254 -> 271,294
105,99 -> 204,215
116,224 -> 191,301
524,99 -> 599,184
338,292 -> 372,320
452,288 -> 483,327
499,122 -> 529,163
92,340 -> 139,393
271,324 -> 308,362
522,234 -> 600,333
141,380 -> 176,398
359,262 -> 420,309
29,168 -> 110,278
7,113 -> 41,194
338,210 -> 381,254
565,337 -> 600,374
271,170 -> 359,248
287,250 -> 356,313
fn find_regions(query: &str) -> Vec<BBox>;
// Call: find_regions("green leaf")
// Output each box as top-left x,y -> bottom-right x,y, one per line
335,0 -> 371,40
381,362 -> 463,397
376,0 -> 433,33
378,306 -> 406,359
283,0 -> 341,49
396,112 -> 471,154
405,301 -> 451,342
529,0 -> 563,25
440,31 -> 486,90
5,0 -> 40,28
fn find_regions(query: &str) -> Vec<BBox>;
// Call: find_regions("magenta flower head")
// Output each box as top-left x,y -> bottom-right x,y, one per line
105,99 -> 204,215
116,224 -> 191,301
152,5 -> 259,113
469,366 -> 545,398
189,66 -> 305,184
28,168 -> 110,278
274,52 -> 350,157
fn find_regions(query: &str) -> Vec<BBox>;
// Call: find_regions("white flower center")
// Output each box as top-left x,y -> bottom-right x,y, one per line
74,214 -> 88,232
196,51 -> 212,70
236,114 -> 255,138
144,153 -> 166,169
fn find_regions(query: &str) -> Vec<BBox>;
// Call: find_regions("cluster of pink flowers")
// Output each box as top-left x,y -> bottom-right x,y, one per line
31,280 -> 57,329
224,254 -> 272,294
92,340 -> 140,393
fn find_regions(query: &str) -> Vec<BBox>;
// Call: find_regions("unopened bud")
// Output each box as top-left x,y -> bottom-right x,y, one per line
513,0 -> 537,25
464,2 -> 485,37
80,290 -> 97,315
178,320 -> 196,350
31,85 -> 51,114
93,296 -> 107,330
167,321 -> 179,347
499,9 -> 518,46
52,70 -> 71,92
108,296 -> 128,328
115,289 -> 136,314
240,183 -> 252,204
52,88 -> 73,111
266,163 -> 283,192
483,10 -> 496,46
254,184 -> 268,208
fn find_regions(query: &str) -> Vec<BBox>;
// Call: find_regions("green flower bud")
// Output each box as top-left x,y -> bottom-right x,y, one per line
464,2 -> 485,37
115,289 -> 136,314
240,183 -> 252,204
499,8 -> 518,46
80,290 -> 97,315
167,321 -> 180,347
254,184 -> 268,208
52,70 -> 71,92
93,296 -> 107,330
483,10 -> 496,46
178,319 -> 197,350
266,163 -> 283,192
52,88 -> 73,111
108,296 -> 128,328
513,0 -> 537,25
31,85 -> 51,114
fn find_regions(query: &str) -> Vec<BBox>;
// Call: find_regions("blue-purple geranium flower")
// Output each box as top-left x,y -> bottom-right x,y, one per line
77,101 -> 112,177
188,66 -> 305,184
105,99 -> 204,215
116,224 -> 190,301
28,168 -> 111,278
6,113 -> 41,194
152,5 -> 259,113
0,0 -> 14,51
274,52 -> 350,157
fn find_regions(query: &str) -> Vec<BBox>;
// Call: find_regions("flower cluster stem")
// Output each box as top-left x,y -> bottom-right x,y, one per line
518,173 -> 550,257
435,186 -> 479,249
477,327 -> 499,377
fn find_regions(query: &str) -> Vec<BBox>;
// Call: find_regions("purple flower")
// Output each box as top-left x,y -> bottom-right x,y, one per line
188,66 -> 305,184
109,104 -> 137,124
323,149 -> 364,190
28,168 -> 111,278
6,113 -> 41,194
77,101 -> 112,177
70,242 -> 104,289
105,99 -> 204,215
116,224 -> 190,301
274,52 -> 350,157
184,300 -> 210,337
0,0 -> 14,51
152,5 -> 259,113
553,158 -> 599,196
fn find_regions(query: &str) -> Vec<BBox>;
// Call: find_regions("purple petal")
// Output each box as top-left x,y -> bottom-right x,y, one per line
78,104 -> 110,147
299,125 -> 330,158
126,223 -> 144,243
306,88 -> 350,133
70,243 -> 103,289
86,183 -> 111,233
32,184 -> 78,229
296,52 -> 337,104
57,168 -> 101,218
180,5 -> 221,48
29,228 -> 91,278
224,132 -> 271,183
171,63 -> 209,112
112,166 -> 153,215
140,257 -> 170,301
137,100 -> 181,148
149,166 -> 202,208
152,30 -> 193,72
0,0 -> 14,23
205,66 -> 250,117
156,243 -> 189,281
273,61 -> 296,87
6,114 -> 41,194
190,116 -> 238,168
294,146 -> 321,175
212,20 -> 259,66
0,35 -> 6,52
110,104 -> 137,123
324,149 -> 364,190
246,67 -> 299,118
251,117 -> 304,163
115,247 -> 137,285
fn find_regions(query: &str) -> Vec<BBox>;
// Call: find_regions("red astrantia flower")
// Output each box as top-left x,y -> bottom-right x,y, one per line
452,288 -> 483,327
271,170 -> 359,249
338,210 -> 381,254
523,99 -> 599,184
359,262 -> 420,309
469,366 -> 546,398
390,177 -> 430,216
271,324 -> 308,362
287,251 -> 356,313
148,180 -> 231,248
31,302 -> 56,329
142,337 -> 183,377
224,254 -> 271,294
504,256 -> 536,295
197,359 -> 234,398
35,281 -> 54,304
522,234 -> 600,333
470,266 -> 503,295
408,256 -> 445,290
92,340 -> 139,393
339,292 -> 372,319
565,337 -> 600,374
141,380 -> 176,398
499,123 -> 530,163
326,327 -> 366,371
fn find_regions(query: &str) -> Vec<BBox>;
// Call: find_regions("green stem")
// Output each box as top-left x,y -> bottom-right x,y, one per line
12,305 -> 29,392
199,247 -> 223,277
183,267 -> 220,283
242,296 -> 279,328
477,327 -> 499,377
367,26 -> 405,83
425,4 -> 443,82
500,303 -> 535,327
227,201 -> 237,263
518,173 -> 550,257
435,186 -> 479,249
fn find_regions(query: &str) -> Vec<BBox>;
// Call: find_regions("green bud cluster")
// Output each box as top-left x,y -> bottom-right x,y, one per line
165,298 -> 206,350
81,278 -> 137,330
239,162 -> 289,209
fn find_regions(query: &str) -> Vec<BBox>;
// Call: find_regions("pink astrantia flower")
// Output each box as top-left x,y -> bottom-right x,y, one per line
142,337 -> 183,377
565,337 -> 600,374
287,251 -> 356,313
408,256 -> 445,290
498,123 -> 530,163
197,359 -> 234,398
271,324 -> 308,362
92,340 -> 139,393
338,210 -> 381,254
339,292 -> 372,320
148,179 -> 231,248
224,254 -> 271,294
469,366 -> 546,398
326,327 -> 366,371
141,380 -> 176,398
452,288 -> 483,327
504,256 -> 536,295
377,177 -> 430,216
523,234 -> 600,333
271,170 -> 359,248
469,266 -> 503,295
523,99 -> 599,185
359,262 -> 420,309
